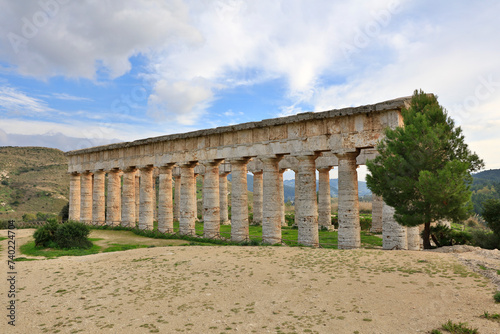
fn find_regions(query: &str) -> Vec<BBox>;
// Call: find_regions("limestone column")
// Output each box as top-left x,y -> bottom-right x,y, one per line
407,226 -> 421,250
173,174 -> 181,221
318,167 -> 332,229
279,169 -> 286,227
158,165 -> 174,233
139,166 -> 154,230
135,173 -> 140,222
69,173 -> 81,221
193,172 -> 200,222
370,195 -> 383,233
219,172 -> 230,225
122,168 -> 137,227
293,169 -> 299,227
229,158 -> 250,242
106,169 -> 122,226
382,203 -> 407,250
92,170 -> 105,225
179,163 -> 197,235
296,155 -> 319,247
203,161 -> 222,238
261,156 -> 283,244
252,171 -> 263,225
80,171 -> 93,224
336,151 -> 361,249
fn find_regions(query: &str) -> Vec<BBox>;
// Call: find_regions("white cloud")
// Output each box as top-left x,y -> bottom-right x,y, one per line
0,86 -> 53,115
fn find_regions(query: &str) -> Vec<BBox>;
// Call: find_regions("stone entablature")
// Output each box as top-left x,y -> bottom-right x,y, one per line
66,97 -> 407,173
65,96 -> 418,250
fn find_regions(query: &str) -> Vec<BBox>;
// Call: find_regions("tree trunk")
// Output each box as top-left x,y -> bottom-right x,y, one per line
422,221 -> 432,249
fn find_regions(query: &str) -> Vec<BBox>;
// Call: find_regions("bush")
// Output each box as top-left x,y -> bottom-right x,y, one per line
427,224 -> 472,247
22,213 -> 37,222
331,215 -> 338,229
285,213 -> 295,226
33,219 -> 59,247
471,229 -> 500,250
483,199 -> 500,236
34,220 -> 92,249
54,221 -> 92,249
494,292 -> 500,303
360,217 -> 372,231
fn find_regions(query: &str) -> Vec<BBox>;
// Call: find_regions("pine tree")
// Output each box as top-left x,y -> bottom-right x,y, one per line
366,90 -> 483,249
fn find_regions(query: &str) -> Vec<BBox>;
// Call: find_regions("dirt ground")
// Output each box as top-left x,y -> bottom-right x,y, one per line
1,229 -> 499,334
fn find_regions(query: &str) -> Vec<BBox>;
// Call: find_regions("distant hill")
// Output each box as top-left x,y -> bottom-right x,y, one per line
0,147 -> 68,220
471,169 -> 500,214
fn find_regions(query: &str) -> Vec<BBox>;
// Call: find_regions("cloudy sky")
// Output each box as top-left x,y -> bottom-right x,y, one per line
0,0 -> 499,178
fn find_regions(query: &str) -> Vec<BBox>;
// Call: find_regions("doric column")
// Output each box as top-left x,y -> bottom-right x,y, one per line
122,167 -> 137,227
193,172 -> 200,222
336,151 -> 361,249
318,167 -> 332,230
295,155 -> 319,247
80,171 -> 93,224
135,173 -> 140,222
261,156 -> 283,244
179,162 -> 197,235
293,169 -> 299,227
252,171 -> 263,225
139,166 -> 154,230
382,203 -> 407,250
229,158 -> 251,242
92,170 -> 105,225
279,169 -> 286,227
219,172 -> 230,225
158,165 -> 174,233
407,226 -> 421,250
173,174 -> 181,221
370,195 -> 383,233
69,172 -> 81,221
202,161 -> 222,238
106,169 -> 122,226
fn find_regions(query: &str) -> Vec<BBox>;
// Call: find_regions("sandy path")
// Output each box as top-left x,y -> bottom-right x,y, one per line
1,230 -> 499,334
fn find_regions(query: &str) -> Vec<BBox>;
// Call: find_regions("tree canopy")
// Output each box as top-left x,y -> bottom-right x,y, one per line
366,90 -> 483,249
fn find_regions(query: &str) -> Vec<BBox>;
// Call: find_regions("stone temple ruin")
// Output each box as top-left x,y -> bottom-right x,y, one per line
65,96 -> 421,250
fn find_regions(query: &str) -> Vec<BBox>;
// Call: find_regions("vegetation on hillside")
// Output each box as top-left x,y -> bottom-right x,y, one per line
0,146 -> 68,220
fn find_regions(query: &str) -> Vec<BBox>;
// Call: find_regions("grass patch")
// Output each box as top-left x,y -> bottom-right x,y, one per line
0,236 -> 7,241
20,241 -> 101,258
439,320 -> 478,334
14,257 -> 38,262
494,292 -> 500,303
481,311 -> 500,322
102,243 -> 149,253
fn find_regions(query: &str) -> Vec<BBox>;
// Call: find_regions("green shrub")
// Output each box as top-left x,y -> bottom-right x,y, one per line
54,221 -> 92,249
22,213 -> 37,222
33,219 -> 59,247
428,225 -> 472,247
494,292 -> 500,303
285,213 -> 295,226
34,220 -> 92,249
331,215 -> 338,229
471,229 -> 500,250
360,217 -> 372,231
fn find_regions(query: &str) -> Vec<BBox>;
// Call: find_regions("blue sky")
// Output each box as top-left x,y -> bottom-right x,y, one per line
0,0 -> 499,180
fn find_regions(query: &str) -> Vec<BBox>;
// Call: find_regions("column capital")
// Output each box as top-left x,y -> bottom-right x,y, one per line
123,166 -> 137,173
200,159 -> 223,167
106,167 -> 121,173
138,164 -> 155,171
68,171 -> 81,176
333,148 -> 360,159
227,157 -> 252,165
252,170 -> 263,175
178,161 -> 198,168
317,166 -> 332,172
91,169 -> 105,174
158,163 -> 175,173
292,153 -> 321,161
258,154 -> 284,163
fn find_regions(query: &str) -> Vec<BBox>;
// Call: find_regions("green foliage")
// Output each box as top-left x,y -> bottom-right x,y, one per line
482,198 -> 500,236
33,219 -> 92,249
427,225 -> 472,247
481,311 -> 500,322
20,240 -> 100,258
285,213 -> 295,226
331,215 -> 338,229
366,90 -> 483,249
22,213 -> 37,222
470,229 -> 500,250
59,202 -> 69,221
54,221 -> 92,249
359,216 -> 372,231
33,218 -> 59,247
494,292 -> 500,303
440,320 -> 478,334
